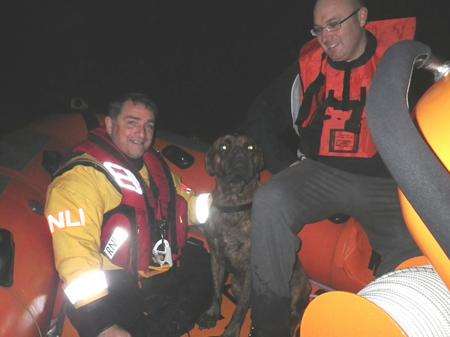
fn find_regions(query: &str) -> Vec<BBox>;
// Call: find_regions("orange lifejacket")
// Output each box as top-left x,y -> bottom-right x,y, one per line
63,128 -> 188,274
296,18 -> 416,158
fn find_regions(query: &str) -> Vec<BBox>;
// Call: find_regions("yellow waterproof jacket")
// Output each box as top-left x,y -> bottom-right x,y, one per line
45,153 -> 194,307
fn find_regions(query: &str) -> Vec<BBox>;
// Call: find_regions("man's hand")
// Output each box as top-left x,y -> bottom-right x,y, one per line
98,325 -> 131,337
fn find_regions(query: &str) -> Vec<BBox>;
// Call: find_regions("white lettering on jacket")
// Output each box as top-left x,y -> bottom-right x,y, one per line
47,208 -> 86,233
103,161 -> 143,195
103,227 -> 129,259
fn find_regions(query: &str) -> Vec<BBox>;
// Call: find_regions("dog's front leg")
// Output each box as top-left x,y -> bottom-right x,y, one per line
198,244 -> 226,329
222,270 -> 250,337
289,260 -> 311,337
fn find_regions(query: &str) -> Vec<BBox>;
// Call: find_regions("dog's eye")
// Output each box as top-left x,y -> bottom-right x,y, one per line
219,144 -> 228,152
247,145 -> 255,151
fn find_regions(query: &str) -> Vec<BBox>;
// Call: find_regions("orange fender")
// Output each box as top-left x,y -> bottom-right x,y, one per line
330,218 -> 374,292
299,218 -> 374,292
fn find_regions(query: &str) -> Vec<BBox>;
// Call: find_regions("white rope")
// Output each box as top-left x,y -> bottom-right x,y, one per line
358,265 -> 450,337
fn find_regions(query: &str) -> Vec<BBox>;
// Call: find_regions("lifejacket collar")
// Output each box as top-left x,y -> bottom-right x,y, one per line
328,31 -> 377,70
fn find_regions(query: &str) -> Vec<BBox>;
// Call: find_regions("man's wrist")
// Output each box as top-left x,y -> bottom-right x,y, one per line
67,295 -> 116,337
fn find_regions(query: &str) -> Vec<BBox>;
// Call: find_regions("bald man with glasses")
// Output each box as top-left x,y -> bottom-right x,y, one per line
249,0 -> 421,336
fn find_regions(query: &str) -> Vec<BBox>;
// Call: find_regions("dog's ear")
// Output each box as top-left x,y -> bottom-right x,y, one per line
205,146 -> 216,176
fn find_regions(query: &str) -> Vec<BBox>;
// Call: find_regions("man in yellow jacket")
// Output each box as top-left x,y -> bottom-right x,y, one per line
45,93 -> 211,337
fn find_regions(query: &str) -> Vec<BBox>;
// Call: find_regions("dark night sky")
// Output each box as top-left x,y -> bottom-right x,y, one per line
1,1 -> 449,141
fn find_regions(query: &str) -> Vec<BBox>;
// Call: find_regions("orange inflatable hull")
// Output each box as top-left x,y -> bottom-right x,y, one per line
0,113 -> 377,337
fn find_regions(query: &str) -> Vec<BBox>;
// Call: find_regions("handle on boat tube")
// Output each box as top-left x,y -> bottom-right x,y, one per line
366,40 -> 450,286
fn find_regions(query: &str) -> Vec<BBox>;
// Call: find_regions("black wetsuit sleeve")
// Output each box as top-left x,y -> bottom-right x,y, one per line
66,270 -> 141,337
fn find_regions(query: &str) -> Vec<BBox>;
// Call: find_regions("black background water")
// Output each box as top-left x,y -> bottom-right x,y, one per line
1,0 -> 449,141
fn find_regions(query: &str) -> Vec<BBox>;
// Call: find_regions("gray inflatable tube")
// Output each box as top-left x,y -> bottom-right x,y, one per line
366,40 -> 450,255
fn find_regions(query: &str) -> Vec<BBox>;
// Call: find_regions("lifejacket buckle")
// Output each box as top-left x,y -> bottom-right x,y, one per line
152,239 -> 173,267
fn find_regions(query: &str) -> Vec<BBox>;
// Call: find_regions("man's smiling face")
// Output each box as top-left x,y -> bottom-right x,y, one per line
105,100 -> 155,159
313,0 -> 367,62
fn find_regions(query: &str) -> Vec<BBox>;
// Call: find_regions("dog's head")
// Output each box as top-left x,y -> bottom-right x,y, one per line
206,134 -> 263,185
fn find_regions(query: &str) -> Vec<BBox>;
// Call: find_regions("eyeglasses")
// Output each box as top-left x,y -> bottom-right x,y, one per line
310,8 -> 361,37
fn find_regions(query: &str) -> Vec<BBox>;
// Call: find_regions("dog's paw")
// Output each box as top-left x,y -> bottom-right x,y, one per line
197,311 -> 224,329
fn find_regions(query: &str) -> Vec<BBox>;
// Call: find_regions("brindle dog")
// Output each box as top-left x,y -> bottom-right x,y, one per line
197,134 -> 311,337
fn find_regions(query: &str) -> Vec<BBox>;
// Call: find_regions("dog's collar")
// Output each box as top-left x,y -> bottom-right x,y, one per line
213,202 -> 252,213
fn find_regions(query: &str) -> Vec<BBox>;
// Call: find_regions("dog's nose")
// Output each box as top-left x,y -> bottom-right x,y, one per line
232,147 -> 248,161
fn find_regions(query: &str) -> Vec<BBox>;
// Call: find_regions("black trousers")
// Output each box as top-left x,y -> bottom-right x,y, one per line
250,159 -> 421,337
68,238 -> 212,337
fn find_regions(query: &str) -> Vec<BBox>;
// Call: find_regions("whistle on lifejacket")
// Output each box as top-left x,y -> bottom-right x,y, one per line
152,239 -> 173,267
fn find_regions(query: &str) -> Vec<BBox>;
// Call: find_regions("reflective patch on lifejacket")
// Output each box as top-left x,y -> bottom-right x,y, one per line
103,227 -> 129,259
329,129 -> 359,153
47,208 -> 86,233
103,161 -> 143,195
64,270 -> 108,306
195,193 -> 212,224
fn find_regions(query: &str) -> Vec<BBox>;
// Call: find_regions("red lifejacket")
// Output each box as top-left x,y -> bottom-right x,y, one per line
60,128 -> 187,274
297,18 -> 416,158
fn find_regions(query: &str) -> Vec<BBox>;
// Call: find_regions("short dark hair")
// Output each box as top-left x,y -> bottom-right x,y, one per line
108,92 -> 159,119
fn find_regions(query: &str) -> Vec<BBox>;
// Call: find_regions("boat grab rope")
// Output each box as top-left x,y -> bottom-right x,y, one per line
358,265 -> 450,337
